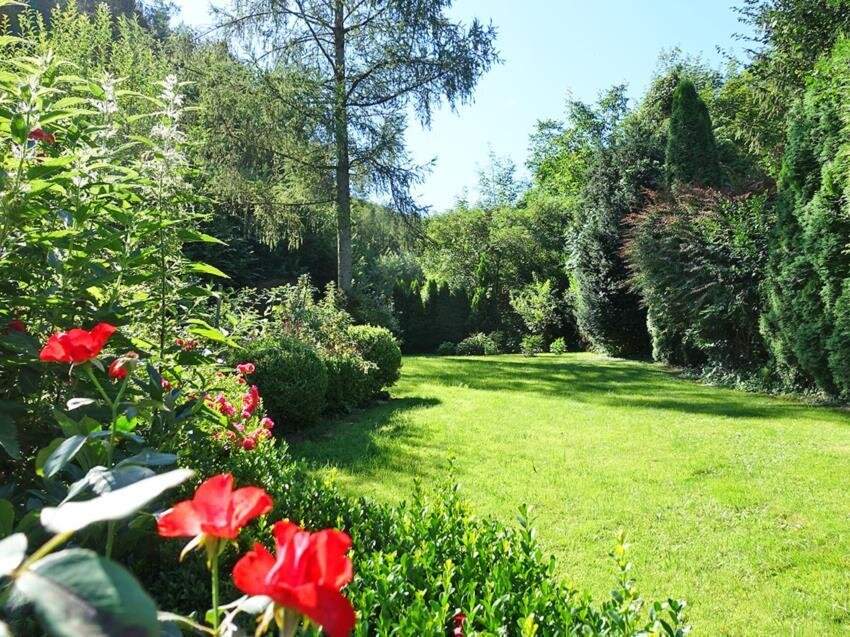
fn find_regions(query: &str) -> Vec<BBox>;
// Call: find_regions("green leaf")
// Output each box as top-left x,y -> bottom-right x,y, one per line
11,549 -> 159,637
187,325 -> 238,348
0,533 -> 27,578
0,414 -> 20,459
118,450 -> 177,468
0,499 -> 15,538
44,435 -> 87,478
40,468 -> 193,533
35,439 -> 63,477
114,414 -> 138,433
0,35 -> 24,47
188,262 -> 230,279
10,113 -> 27,144
178,228 -> 227,245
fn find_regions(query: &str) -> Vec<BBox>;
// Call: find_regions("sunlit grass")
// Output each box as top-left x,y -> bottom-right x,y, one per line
291,353 -> 850,635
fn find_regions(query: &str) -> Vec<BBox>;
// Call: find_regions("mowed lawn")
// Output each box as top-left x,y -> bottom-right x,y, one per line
290,354 -> 850,635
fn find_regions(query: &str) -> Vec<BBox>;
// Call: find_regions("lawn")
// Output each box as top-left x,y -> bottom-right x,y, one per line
290,353 -> 850,635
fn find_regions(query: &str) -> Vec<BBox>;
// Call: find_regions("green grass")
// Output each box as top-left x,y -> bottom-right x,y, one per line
290,353 -> 850,635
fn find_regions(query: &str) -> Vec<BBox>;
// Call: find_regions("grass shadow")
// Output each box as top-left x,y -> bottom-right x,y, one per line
407,355 -> 850,424
287,396 -> 444,485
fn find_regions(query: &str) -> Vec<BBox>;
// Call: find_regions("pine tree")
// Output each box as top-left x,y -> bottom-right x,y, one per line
665,79 -> 723,187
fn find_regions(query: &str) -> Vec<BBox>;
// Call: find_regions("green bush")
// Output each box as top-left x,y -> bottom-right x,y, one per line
625,188 -> 772,370
237,336 -> 328,429
347,325 -> 402,398
550,336 -> 568,354
323,351 -> 371,411
520,334 -> 545,356
456,332 -> 499,356
436,341 -> 457,355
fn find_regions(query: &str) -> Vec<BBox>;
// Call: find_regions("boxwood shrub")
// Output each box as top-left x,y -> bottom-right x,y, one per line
323,351 -> 371,411
347,325 -> 402,398
237,336 -> 328,429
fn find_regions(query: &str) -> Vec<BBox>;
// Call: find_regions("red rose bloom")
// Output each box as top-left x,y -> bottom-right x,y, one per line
39,323 -> 116,364
108,351 -> 139,380
233,521 -> 355,637
236,362 -> 255,375
157,473 -> 272,541
6,319 -> 26,333
241,385 -> 260,418
260,417 -> 275,431
453,612 -> 467,637
28,128 -> 56,144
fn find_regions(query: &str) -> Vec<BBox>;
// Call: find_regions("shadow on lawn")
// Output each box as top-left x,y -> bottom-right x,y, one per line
287,396 -> 447,482
407,356 -> 850,424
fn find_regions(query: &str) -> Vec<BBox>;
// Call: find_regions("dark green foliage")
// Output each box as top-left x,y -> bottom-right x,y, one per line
763,38 -> 850,397
238,336 -> 328,428
436,341 -> 457,356
323,352 -> 371,412
393,279 -> 471,354
665,79 -> 723,187
571,111 -> 659,358
625,188 -> 773,370
347,325 -> 402,398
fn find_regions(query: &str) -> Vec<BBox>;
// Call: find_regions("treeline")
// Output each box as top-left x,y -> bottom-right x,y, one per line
402,1 -> 850,400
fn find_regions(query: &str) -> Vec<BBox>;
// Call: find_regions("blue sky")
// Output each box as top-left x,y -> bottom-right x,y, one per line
172,1 -> 752,212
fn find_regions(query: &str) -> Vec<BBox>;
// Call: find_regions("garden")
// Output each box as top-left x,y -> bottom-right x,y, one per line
1,0 -> 849,635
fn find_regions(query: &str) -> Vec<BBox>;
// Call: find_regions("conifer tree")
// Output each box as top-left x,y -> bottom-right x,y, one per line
665,79 -> 722,187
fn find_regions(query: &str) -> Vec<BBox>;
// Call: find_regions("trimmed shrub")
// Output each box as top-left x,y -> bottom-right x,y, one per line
550,336 -> 568,354
237,336 -> 328,429
520,334 -> 545,356
348,324 -> 402,397
437,341 -> 457,356
456,332 -> 499,356
323,351 -> 371,411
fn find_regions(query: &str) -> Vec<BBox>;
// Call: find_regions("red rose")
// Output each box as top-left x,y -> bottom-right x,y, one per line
236,362 -> 255,375
241,437 -> 256,450
5,319 -> 26,333
453,612 -> 467,636
39,323 -> 116,364
161,378 -> 172,391
108,351 -> 139,380
233,521 -> 355,637
28,128 -> 56,144
213,393 -> 236,418
241,385 -> 260,418
157,474 -> 272,542
260,417 -> 275,431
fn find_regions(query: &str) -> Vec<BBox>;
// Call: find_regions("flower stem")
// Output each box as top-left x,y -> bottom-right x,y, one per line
17,531 -> 73,573
210,538 -> 221,634
85,364 -> 128,558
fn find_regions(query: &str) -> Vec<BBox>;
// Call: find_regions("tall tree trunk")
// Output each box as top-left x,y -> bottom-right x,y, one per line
333,0 -> 353,294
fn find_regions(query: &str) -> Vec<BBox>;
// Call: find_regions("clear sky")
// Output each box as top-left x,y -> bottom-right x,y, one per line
171,0 -> 752,212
